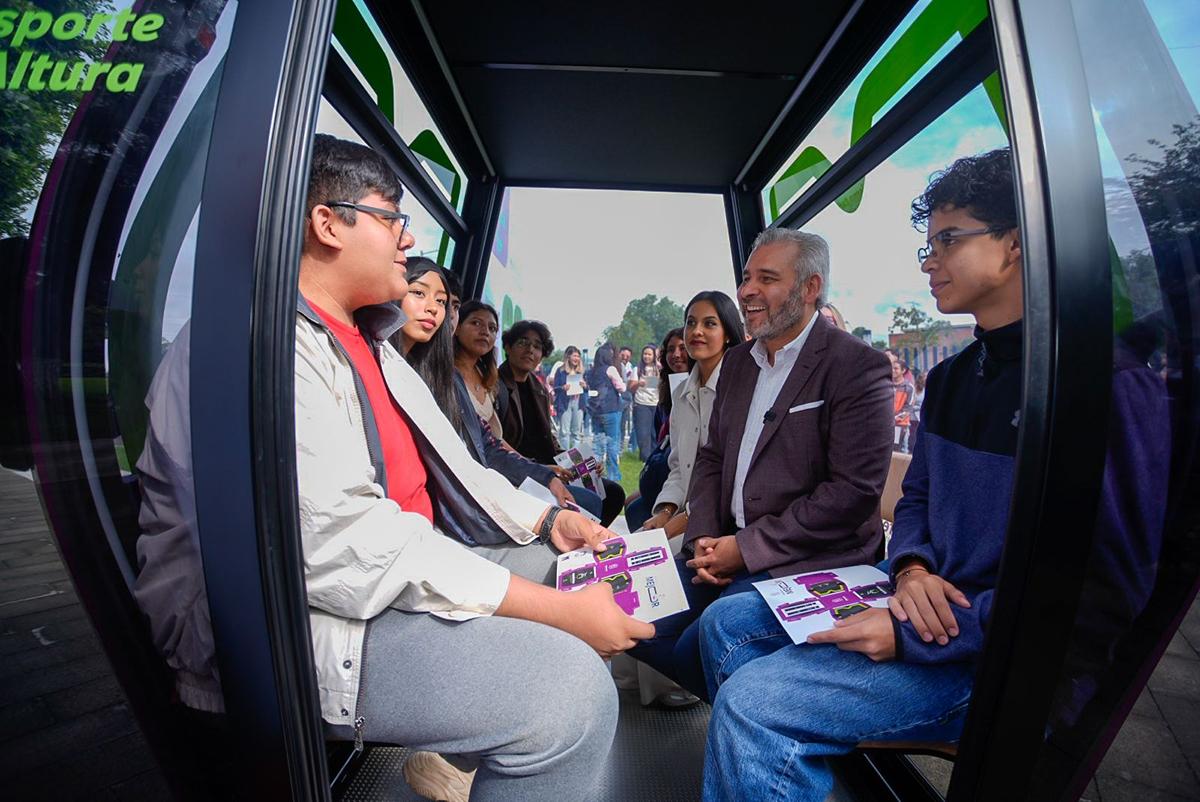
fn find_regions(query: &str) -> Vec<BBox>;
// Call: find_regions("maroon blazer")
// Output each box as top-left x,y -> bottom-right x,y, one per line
683,314 -> 894,577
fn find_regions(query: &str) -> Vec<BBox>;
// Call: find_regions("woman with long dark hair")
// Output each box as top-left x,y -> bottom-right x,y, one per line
632,343 -> 660,461
389,258 -> 463,436
395,262 -> 614,525
625,327 -> 692,531
639,290 -> 745,537
586,342 -> 627,481
453,299 -> 503,439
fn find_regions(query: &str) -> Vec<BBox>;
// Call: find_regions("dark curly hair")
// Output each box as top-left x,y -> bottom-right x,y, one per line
501,320 -> 555,356
911,148 -> 1017,234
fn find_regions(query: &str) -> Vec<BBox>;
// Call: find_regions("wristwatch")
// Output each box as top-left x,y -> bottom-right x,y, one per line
537,506 -> 564,544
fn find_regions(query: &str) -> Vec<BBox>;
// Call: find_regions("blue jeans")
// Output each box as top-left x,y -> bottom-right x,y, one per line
592,411 -> 622,481
624,494 -> 650,531
558,397 -> 583,448
699,592 -> 975,802
626,556 -> 768,698
620,399 -> 635,452
571,484 -> 603,521
633,403 -> 657,461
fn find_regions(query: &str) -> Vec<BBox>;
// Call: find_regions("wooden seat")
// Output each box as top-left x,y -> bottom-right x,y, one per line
881,451 -> 912,524
857,740 -> 958,759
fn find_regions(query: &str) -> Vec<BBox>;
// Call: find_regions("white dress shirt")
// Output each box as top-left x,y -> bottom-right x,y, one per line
731,312 -> 819,528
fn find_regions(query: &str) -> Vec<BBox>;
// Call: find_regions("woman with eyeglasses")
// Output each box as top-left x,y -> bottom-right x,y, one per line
500,323 -> 627,526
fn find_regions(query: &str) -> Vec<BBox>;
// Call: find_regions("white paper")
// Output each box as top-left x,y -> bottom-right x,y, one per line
752,565 -> 894,645
555,529 -> 687,623
554,444 -> 606,500
517,476 -> 600,522
565,373 -> 583,396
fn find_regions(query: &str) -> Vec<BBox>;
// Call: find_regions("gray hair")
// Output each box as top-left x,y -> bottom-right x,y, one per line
748,228 -> 830,307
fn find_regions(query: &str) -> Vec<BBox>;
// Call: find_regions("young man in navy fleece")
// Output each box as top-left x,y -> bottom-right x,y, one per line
695,148 -> 1026,802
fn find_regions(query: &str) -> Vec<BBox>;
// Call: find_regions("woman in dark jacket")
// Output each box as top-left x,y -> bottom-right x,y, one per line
499,321 -> 626,526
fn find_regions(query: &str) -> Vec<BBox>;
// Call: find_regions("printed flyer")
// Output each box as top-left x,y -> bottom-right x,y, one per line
554,444 -> 605,500
555,529 -> 687,623
752,565 -> 894,644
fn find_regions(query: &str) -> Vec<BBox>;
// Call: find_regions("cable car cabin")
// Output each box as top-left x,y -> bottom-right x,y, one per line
2,0 -> 1198,799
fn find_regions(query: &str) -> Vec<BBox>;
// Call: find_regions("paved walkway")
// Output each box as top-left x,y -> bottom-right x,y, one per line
1,466 -> 1197,800
0,469 -> 168,800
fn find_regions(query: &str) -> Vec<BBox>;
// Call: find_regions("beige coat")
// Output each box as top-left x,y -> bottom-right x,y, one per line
654,359 -> 723,515
294,312 -> 548,730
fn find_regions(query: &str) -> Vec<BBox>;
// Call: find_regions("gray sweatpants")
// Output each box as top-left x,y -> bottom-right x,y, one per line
356,539 -> 618,801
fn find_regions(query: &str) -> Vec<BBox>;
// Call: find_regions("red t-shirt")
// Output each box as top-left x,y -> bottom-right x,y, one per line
309,300 -> 434,522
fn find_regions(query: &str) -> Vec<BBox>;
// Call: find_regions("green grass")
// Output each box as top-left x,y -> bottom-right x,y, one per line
617,452 -> 644,497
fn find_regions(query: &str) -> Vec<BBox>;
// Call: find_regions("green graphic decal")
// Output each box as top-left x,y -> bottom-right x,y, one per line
332,0 -> 393,121
0,8 -> 163,93
767,0 -> 1004,220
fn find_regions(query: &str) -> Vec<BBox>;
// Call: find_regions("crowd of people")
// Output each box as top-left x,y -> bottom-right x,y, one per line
129,134 -> 1164,802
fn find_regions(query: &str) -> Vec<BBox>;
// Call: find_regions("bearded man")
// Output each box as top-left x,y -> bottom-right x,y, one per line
627,228 -> 894,697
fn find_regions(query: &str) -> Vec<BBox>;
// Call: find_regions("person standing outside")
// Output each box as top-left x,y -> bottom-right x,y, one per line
587,343 -> 627,481
618,346 -> 638,453
632,344 -> 660,460
553,346 -> 587,449
887,349 -> 916,453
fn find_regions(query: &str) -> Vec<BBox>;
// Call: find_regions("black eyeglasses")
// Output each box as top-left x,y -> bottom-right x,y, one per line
917,225 -> 1012,264
512,337 -> 545,353
326,201 -> 410,242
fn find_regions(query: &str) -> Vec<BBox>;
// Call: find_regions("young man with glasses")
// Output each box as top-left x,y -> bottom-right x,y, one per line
695,148 -> 1024,801
292,135 -> 653,801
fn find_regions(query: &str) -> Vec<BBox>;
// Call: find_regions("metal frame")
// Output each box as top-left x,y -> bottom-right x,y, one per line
736,0 -> 920,192
723,184 -> 766,282
192,0 -> 337,797
455,176 -> 506,299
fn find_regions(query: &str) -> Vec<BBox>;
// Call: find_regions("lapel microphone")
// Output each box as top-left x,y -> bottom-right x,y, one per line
763,409 -> 777,423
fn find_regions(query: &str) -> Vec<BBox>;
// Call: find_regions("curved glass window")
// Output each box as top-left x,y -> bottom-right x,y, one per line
1031,1 -> 1200,796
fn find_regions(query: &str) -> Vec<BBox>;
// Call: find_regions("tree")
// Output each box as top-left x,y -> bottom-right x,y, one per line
542,349 -> 565,372
599,294 -> 684,351
0,1 -> 114,237
889,302 -> 949,348
851,325 -> 871,340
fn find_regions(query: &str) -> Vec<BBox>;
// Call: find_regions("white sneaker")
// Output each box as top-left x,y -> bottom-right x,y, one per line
403,752 -> 475,802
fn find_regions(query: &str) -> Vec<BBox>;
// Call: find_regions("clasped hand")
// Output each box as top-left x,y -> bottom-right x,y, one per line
887,565 -> 971,646
685,535 -> 744,586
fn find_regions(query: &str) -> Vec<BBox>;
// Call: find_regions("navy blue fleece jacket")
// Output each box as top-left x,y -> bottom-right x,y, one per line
888,320 -> 1022,664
